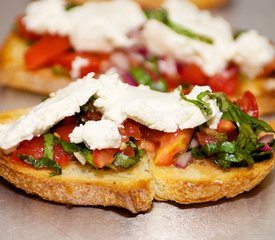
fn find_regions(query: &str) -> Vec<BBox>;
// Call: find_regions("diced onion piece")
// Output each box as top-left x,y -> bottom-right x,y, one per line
259,134 -> 274,144
175,151 -> 192,169
189,138 -> 199,148
73,152 -> 87,165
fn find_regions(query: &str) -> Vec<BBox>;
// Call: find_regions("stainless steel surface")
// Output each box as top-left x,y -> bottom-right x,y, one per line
0,1 -> 275,240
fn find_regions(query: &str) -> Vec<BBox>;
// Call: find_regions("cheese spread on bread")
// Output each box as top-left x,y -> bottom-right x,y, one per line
0,73 -> 221,152
142,0 -> 274,77
23,0 -> 146,52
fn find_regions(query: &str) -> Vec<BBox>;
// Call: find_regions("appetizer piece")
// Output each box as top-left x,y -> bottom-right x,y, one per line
0,73 -> 274,213
0,0 -> 274,114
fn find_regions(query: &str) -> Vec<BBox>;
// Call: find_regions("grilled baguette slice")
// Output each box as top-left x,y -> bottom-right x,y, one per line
69,0 -> 228,9
0,110 -> 154,214
0,110 -> 274,212
0,33 -> 274,115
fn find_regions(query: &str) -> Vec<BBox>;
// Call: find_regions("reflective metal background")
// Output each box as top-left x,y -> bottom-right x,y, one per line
0,1 -> 275,239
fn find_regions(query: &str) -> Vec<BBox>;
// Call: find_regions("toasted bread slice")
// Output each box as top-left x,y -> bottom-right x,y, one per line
0,110 -> 274,213
0,152 -> 153,213
68,0 -> 228,9
0,33 -> 274,115
0,33 -> 73,95
151,158 -> 275,204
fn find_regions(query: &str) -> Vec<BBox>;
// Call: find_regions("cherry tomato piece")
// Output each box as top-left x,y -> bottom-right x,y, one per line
236,91 -> 259,118
93,149 -> 117,168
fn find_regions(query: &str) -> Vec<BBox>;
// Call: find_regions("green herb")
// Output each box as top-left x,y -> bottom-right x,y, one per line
52,65 -> 69,77
190,91 -> 275,168
112,153 -> 138,168
53,136 -> 95,167
130,68 -> 152,86
145,8 -> 214,44
65,2 -> 79,11
151,79 -> 168,92
19,155 -> 62,176
181,90 -> 213,116
112,141 -> 143,169
168,21 -> 214,44
44,133 -> 54,160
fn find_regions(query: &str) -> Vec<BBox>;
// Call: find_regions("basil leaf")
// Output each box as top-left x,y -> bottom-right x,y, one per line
145,8 -> 213,44
65,3 -> 79,11
151,79 -> 168,92
144,8 -> 169,23
252,151 -> 273,162
44,133 -> 54,160
19,155 -> 62,176
167,21 -> 214,44
113,153 -> 138,169
190,91 -> 274,168
81,148 -> 94,166
181,90 -> 213,116
191,147 -> 205,159
130,68 -> 152,86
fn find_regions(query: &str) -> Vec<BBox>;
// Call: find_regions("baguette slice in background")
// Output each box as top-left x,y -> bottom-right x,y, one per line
68,0 -> 228,9
0,109 -> 274,213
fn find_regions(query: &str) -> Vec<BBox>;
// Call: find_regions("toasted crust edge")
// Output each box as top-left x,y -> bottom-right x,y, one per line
151,158 -> 275,204
0,156 -> 153,213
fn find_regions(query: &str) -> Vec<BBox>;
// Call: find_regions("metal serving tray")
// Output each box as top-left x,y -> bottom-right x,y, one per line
0,1 -> 275,239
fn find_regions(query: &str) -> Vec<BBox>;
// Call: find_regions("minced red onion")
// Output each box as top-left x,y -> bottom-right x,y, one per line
175,151 -> 192,169
110,52 -> 129,71
189,138 -> 199,148
258,134 -> 274,144
122,72 -> 138,86
259,143 -> 273,152
158,57 -> 178,76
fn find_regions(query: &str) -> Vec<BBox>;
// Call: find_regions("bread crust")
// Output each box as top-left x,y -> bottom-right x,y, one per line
0,154 -> 154,213
0,110 -> 274,212
151,158 -> 275,204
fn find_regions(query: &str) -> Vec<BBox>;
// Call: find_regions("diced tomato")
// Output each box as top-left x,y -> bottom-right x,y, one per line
236,91 -> 259,118
123,120 -> 142,140
118,127 -> 129,143
217,119 -> 236,133
15,16 -> 40,41
82,111 -> 102,122
16,136 -> 44,159
208,65 -> 239,95
137,139 -> 157,152
120,146 -> 135,157
196,132 -> 217,146
50,52 -> 109,76
54,124 -> 77,142
93,149 -> 117,168
11,137 -> 44,166
53,144 -> 71,166
25,35 -> 71,70
62,116 -> 78,126
154,129 -> 193,166
140,127 -> 164,143
178,63 -> 208,86
11,136 -> 71,167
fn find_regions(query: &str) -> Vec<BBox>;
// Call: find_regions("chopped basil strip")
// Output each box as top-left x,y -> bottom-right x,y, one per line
130,68 -> 152,86
52,64 -> 69,77
65,3 -> 79,11
181,90 -> 213,116
113,153 -> 138,168
145,8 -> 214,44
190,91 -> 275,168
44,133 -> 54,160
151,79 -> 168,92
18,155 -> 62,176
